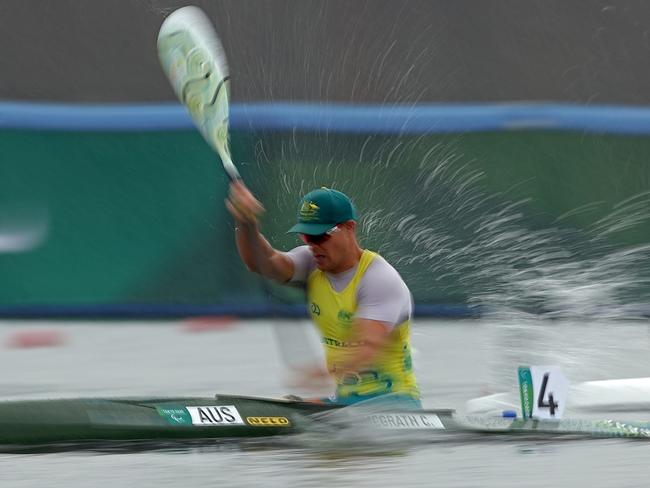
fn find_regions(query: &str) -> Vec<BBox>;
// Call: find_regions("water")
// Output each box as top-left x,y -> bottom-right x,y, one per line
1,318 -> 650,487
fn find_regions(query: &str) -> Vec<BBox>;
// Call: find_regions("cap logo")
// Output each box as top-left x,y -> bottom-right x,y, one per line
300,201 -> 320,222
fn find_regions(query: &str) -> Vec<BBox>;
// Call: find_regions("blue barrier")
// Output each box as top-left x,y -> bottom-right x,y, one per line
2,101 -> 650,134
2,101 -> 648,320
0,303 -> 644,319
0,303 -> 478,319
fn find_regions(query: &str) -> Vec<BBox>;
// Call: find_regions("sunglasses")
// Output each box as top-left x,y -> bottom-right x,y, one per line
299,225 -> 340,245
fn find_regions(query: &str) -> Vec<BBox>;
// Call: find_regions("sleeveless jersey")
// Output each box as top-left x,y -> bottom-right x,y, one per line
307,249 -> 420,400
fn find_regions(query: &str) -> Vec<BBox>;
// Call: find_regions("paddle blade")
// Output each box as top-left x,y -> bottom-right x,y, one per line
157,6 -> 239,181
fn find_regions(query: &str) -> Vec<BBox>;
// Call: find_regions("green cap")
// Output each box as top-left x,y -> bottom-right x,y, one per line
287,188 -> 358,235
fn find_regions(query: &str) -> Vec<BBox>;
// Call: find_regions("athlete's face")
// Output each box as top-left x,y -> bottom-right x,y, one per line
302,222 -> 355,273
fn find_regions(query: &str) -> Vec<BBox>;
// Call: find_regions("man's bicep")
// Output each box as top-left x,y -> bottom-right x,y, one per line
270,251 -> 296,283
354,318 -> 393,345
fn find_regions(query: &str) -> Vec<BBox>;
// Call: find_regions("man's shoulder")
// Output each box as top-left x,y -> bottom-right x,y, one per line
357,251 -> 413,324
367,251 -> 403,276
284,245 -> 316,283
365,252 -> 409,289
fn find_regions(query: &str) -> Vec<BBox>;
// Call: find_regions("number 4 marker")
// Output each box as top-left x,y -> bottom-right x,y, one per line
518,366 -> 568,420
537,372 -> 558,415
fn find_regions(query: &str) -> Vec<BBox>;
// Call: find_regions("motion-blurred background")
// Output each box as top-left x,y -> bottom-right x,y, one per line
1,0 -> 649,319
3,3 -> 650,486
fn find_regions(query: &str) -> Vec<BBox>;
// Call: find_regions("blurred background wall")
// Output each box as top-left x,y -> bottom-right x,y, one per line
3,0 -> 650,104
1,1 -> 649,317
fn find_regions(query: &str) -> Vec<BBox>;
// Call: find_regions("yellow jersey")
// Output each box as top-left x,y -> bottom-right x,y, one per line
307,249 -> 420,400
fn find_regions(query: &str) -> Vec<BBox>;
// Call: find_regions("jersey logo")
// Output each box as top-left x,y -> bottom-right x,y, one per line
310,302 -> 321,316
337,309 -> 354,326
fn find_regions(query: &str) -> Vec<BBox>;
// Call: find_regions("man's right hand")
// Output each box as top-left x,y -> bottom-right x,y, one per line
226,181 -> 265,225
226,180 -> 294,282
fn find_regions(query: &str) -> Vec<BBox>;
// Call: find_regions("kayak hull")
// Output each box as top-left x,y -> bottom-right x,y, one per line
2,393 -> 650,448
0,395 -> 338,445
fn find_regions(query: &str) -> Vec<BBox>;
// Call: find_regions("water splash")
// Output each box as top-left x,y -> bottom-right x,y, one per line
251,128 -> 650,322
381,147 -> 650,321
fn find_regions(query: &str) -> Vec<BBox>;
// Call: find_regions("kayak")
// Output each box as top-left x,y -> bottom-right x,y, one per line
2,393 -> 650,449
467,377 -> 650,417
0,394 -> 333,445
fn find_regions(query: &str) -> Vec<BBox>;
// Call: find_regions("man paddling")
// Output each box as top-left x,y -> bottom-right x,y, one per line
227,181 -> 421,409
